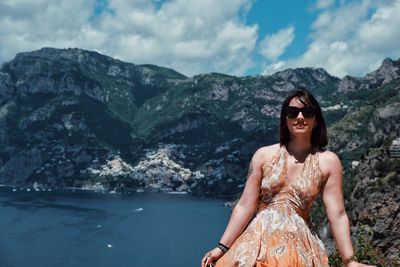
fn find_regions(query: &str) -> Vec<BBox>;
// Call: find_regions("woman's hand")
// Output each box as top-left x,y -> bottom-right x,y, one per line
200,247 -> 224,267
347,261 -> 377,267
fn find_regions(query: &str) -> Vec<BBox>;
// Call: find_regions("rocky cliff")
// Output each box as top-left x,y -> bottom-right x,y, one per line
350,145 -> 399,263
0,47 -> 345,194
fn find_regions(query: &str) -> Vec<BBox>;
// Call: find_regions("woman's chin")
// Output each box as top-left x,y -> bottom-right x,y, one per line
290,128 -> 312,136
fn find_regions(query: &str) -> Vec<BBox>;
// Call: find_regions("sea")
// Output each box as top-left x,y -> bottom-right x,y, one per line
0,186 -> 231,267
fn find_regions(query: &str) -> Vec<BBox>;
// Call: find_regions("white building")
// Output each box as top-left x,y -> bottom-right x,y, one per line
389,137 -> 400,158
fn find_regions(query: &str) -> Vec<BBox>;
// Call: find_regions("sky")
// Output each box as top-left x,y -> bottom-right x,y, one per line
0,0 -> 399,78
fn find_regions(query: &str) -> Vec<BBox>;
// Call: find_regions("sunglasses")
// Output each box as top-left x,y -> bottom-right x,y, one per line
285,106 -> 315,119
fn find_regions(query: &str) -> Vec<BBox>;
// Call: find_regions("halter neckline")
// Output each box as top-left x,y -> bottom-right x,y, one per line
282,145 -> 313,186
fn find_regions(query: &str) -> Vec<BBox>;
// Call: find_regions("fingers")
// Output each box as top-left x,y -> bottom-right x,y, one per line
201,253 -> 212,267
205,255 -> 210,266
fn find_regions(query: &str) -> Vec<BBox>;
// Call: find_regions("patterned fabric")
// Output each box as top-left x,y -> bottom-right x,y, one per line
215,145 -> 330,267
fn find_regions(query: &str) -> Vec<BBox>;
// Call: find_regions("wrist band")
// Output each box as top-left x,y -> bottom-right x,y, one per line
343,255 -> 358,265
217,243 -> 230,254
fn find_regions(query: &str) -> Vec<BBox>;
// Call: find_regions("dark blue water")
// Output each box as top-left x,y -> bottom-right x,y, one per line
0,187 -> 231,267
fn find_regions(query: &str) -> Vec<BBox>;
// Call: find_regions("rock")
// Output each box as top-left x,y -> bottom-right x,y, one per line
0,71 -> 14,103
0,147 -> 43,184
350,146 -> 400,261
376,103 -> 400,119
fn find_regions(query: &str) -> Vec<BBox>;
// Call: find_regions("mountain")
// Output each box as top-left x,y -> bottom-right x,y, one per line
0,47 -> 344,193
0,47 -> 398,192
0,47 -> 398,193
0,47 -> 399,264
338,58 -> 400,92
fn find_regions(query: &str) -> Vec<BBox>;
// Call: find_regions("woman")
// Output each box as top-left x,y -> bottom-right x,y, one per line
201,88 -> 376,267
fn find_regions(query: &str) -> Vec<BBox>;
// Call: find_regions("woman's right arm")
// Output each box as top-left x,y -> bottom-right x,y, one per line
201,146 -> 268,267
218,147 -> 265,246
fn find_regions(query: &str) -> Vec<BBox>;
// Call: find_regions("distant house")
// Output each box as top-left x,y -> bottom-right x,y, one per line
389,137 -> 400,158
351,161 -> 360,168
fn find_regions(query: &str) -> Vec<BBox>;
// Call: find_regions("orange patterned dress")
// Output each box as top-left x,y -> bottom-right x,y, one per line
215,145 -> 330,267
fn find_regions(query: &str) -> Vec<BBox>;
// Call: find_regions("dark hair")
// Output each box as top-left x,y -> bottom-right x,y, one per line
279,87 -> 328,149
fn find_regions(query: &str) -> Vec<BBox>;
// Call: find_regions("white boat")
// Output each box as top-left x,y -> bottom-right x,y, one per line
132,208 -> 144,212
167,191 -> 188,195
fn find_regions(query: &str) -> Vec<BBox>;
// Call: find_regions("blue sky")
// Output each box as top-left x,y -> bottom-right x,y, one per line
246,0 -> 317,75
0,0 -> 399,78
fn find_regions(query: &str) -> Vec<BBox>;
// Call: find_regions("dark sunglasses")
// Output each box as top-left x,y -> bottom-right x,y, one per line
285,106 -> 315,119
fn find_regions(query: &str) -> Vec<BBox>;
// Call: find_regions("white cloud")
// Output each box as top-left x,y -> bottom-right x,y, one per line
3,0 -> 398,78
0,0 -> 95,60
0,0 -> 258,77
263,0 -> 400,78
312,11 -> 332,29
259,26 -> 295,61
262,61 -> 286,75
314,0 -> 336,10
358,2 -> 400,52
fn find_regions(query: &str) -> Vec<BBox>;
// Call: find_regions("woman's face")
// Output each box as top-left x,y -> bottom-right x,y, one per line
285,97 -> 317,138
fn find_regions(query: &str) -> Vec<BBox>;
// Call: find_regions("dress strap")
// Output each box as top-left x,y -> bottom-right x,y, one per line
261,145 -> 283,170
314,150 -> 327,190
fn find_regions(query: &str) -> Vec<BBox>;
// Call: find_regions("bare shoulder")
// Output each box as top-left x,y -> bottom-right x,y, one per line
318,150 -> 341,165
253,143 -> 281,166
318,150 -> 343,178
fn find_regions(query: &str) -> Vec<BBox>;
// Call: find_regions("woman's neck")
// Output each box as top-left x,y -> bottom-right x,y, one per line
287,138 -> 313,154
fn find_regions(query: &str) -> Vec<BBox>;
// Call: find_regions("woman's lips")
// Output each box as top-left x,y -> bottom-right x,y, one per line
294,124 -> 306,128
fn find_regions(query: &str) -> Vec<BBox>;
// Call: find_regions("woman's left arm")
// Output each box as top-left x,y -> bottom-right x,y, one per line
321,152 -> 376,267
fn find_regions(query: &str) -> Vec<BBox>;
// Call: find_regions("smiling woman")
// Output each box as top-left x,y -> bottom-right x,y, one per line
201,88 -> 377,267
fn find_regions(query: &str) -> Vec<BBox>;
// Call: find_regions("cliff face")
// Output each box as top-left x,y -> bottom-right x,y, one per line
0,47 -> 399,193
0,47 -> 189,191
351,146 -> 399,261
337,58 -> 400,92
0,48 -> 398,195
0,47 -> 343,193
321,77 -> 400,264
